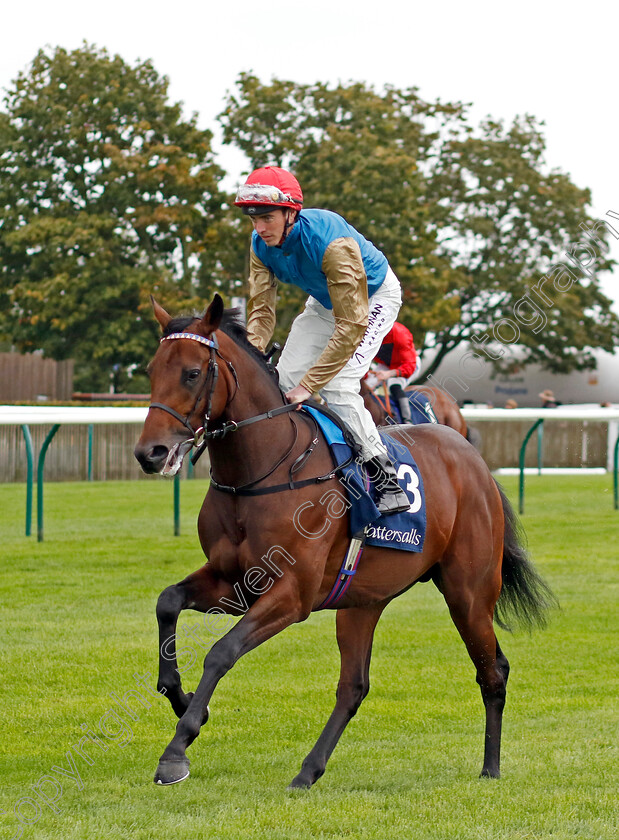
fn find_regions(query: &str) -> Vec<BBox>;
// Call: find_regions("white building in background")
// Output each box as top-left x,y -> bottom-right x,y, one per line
418,345 -> 619,407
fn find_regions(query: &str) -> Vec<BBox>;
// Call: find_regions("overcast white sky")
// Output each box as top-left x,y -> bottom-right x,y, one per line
2,0 -> 617,309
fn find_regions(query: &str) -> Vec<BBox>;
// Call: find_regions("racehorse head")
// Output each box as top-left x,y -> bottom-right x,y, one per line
134,293 -> 284,477
134,294 -> 230,475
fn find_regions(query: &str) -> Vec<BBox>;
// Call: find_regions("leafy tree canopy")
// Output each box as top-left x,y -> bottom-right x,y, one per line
0,44 -> 227,390
219,73 -> 619,377
1,59 -> 617,391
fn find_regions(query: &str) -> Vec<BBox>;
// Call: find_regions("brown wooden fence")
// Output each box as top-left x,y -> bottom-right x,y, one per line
0,423 -> 210,483
0,419 -> 609,483
0,353 -> 74,401
469,419 -> 608,471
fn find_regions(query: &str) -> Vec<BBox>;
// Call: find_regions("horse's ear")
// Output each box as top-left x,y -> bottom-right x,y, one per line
151,296 -> 171,331
201,294 -> 224,335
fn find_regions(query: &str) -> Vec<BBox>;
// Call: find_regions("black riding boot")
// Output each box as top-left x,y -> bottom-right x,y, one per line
365,452 -> 411,515
390,383 -> 412,423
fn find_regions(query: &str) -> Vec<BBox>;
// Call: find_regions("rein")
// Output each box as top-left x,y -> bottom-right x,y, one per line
148,330 -> 336,490
372,386 -> 393,418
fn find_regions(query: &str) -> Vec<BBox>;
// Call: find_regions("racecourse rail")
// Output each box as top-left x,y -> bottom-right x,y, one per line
2,405 -> 619,540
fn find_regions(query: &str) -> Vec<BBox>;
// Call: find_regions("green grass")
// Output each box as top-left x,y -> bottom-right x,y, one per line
0,475 -> 617,839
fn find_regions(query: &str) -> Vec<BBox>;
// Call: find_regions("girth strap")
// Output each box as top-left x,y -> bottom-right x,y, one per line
318,529 -> 367,609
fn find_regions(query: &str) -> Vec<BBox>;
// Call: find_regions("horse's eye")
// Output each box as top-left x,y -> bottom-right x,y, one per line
184,368 -> 201,385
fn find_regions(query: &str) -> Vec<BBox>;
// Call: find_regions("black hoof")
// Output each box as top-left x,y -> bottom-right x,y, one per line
480,767 -> 500,779
287,776 -> 312,790
154,758 -> 190,785
287,766 -> 322,789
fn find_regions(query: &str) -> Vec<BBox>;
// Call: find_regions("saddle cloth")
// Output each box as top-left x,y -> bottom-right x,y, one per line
374,387 -> 438,425
302,405 -> 426,553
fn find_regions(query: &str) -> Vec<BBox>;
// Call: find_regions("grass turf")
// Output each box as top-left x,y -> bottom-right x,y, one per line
0,474 -> 617,839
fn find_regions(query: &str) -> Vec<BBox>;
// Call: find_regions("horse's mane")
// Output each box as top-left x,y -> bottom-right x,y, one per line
163,308 -> 277,381
219,310 -> 274,374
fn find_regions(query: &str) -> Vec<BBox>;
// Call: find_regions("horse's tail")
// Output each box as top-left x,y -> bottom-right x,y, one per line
494,481 -> 558,632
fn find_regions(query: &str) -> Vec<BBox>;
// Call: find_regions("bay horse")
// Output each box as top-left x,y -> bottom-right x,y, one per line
134,294 -> 555,788
361,379 -> 469,438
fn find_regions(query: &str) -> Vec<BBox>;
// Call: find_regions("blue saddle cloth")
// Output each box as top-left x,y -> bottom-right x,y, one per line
303,406 -> 426,553
385,390 -> 438,425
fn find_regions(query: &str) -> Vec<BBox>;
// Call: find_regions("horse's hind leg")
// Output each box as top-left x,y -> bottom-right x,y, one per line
481,639 -> 510,777
289,602 -> 387,789
440,570 -> 509,778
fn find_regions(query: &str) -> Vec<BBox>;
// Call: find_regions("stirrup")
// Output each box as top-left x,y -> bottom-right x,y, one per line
365,454 -> 411,516
375,485 -> 411,515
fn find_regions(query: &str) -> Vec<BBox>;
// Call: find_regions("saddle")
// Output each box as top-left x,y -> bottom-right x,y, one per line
302,402 -> 427,610
301,404 -> 426,553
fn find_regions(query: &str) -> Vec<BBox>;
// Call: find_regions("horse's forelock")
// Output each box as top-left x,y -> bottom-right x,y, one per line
163,314 -> 199,337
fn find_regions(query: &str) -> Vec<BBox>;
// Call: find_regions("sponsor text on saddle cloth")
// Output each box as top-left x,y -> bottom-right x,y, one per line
303,406 -> 426,552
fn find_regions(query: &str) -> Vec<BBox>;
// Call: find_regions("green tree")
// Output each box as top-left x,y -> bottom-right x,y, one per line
0,44 -> 227,391
424,114 -> 618,377
219,74 -> 618,377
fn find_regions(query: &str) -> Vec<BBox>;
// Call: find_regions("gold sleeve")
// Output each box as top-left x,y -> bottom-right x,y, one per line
299,237 -> 369,394
246,246 -> 277,353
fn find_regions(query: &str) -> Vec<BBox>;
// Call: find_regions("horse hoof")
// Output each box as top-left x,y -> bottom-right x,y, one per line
154,758 -> 190,785
287,766 -> 322,789
287,776 -> 311,790
480,767 -> 500,779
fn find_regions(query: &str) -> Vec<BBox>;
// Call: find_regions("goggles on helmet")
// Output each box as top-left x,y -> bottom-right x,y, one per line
235,183 -> 297,206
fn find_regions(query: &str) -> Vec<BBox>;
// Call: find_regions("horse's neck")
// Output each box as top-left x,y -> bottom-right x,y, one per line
208,358 -> 293,486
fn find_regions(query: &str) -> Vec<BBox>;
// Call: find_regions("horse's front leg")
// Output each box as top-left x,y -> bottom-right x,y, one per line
154,579 -> 309,785
156,565 -> 245,719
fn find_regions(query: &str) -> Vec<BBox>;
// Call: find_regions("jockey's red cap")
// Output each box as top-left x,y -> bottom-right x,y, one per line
234,166 -> 303,216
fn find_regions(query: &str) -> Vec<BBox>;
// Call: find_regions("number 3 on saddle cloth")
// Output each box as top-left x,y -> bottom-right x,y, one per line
302,405 -> 426,552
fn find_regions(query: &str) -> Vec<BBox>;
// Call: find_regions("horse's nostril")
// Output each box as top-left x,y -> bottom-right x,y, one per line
150,445 -> 169,462
135,444 -> 169,473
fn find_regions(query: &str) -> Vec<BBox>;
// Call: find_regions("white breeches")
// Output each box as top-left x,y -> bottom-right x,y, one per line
276,268 -> 402,460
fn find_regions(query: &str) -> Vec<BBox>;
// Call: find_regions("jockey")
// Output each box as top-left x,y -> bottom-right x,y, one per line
234,165 -> 410,515
367,322 -> 418,422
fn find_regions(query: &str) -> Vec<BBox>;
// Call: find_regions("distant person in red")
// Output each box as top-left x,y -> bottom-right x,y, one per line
366,322 -> 418,422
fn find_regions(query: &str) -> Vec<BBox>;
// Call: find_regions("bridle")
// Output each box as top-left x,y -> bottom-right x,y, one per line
148,330 -> 310,473
149,331 -> 230,462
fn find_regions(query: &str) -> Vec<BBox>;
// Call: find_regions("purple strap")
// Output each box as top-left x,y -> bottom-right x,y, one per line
318,541 -> 365,609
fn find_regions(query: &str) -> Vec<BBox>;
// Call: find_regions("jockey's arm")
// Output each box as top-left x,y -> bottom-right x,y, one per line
299,237 -> 369,395
394,325 -> 417,378
246,248 -> 277,353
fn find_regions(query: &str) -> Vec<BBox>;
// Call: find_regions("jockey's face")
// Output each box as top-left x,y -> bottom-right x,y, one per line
251,209 -> 290,247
